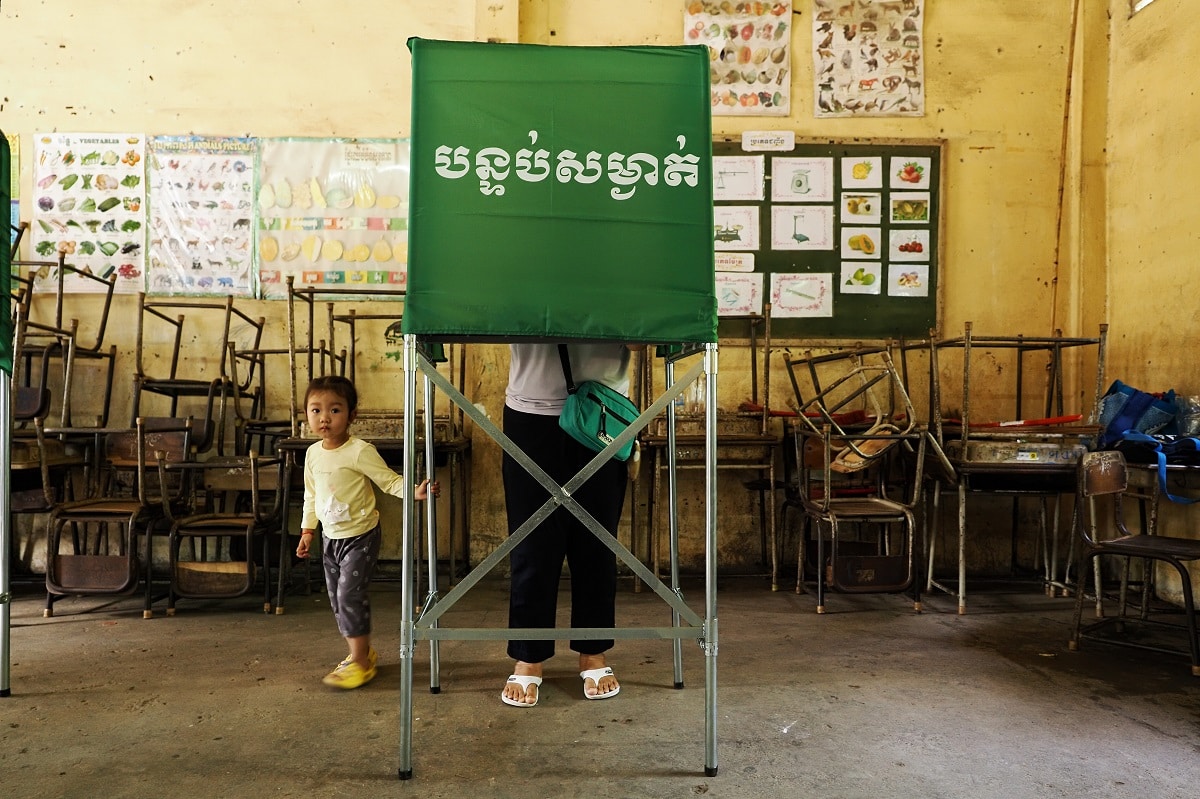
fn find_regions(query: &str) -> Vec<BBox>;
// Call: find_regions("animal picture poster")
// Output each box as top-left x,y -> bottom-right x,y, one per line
257,138 -> 410,299
147,136 -> 258,297
812,0 -> 925,118
31,132 -> 148,294
685,1 -> 793,116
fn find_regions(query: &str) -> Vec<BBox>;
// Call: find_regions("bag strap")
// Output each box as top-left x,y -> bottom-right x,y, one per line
1120,431 -> 1200,505
557,344 -> 578,395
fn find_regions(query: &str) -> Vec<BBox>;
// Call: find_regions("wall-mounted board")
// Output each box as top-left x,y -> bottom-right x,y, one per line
713,136 -> 943,341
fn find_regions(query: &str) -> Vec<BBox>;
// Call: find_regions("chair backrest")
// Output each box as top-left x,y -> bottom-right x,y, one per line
1075,450 -> 1133,547
201,453 -> 285,524
104,417 -> 196,508
786,345 -> 918,474
1079,450 -> 1128,498
793,421 -> 927,512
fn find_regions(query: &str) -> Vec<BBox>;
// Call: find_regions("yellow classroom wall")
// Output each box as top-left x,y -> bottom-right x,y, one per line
3,1 -> 1198,579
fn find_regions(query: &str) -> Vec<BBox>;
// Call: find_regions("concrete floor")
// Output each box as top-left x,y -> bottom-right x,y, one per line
3,574 -> 1200,799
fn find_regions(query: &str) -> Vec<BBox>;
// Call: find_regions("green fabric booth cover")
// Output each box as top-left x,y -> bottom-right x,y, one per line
403,39 -> 716,344
2,131 -> 11,375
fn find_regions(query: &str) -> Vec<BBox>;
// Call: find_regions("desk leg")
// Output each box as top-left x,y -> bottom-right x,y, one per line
957,482 -> 967,615
274,459 -> 292,615
651,447 -> 663,587
767,455 -> 778,592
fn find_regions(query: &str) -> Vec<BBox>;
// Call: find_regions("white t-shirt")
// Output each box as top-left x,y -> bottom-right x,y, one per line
505,343 -> 631,416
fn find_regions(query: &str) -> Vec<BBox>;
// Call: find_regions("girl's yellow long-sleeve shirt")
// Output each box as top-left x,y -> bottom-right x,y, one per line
302,436 -> 406,539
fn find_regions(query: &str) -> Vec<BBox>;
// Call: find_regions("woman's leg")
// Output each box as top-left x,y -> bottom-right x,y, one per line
503,407 -> 569,665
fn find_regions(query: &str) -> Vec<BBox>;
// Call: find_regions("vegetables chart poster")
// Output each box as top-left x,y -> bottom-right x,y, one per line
31,132 -> 147,293
147,136 -> 258,297
256,138 -> 410,299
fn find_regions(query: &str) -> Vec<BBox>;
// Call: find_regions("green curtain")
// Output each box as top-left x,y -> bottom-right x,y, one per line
403,39 -> 716,344
1,130 -> 11,375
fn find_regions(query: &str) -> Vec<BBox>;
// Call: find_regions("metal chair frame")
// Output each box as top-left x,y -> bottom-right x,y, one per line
44,417 -> 197,619
1069,450 -> 1200,677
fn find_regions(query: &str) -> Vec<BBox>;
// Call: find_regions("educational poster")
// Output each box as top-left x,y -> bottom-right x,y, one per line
840,191 -> 882,224
888,263 -> 928,296
770,205 -> 834,250
770,156 -> 834,202
841,155 -> 882,189
714,205 -> 760,250
812,0 -> 925,118
770,272 -> 833,317
713,155 -> 765,201
888,228 -> 929,260
889,156 -> 930,189
840,226 -> 881,258
8,132 -> 19,259
716,272 -> 764,316
841,261 -> 882,294
5,132 -> 18,198
31,132 -> 147,293
257,138 -> 409,299
147,136 -> 257,296
686,0 -> 793,115
890,191 -> 929,223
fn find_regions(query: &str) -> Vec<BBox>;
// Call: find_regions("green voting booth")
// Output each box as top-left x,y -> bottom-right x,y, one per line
397,39 -> 719,778
2,131 -> 13,699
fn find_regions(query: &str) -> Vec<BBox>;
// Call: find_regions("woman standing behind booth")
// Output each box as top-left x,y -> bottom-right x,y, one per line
500,342 -> 631,707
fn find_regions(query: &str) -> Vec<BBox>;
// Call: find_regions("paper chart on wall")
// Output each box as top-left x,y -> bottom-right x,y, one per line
770,272 -> 833,317
770,156 -> 833,202
147,136 -> 257,297
770,205 -> 833,250
714,204 -> 760,251
686,0 -> 793,116
713,155 -> 765,201
716,272 -> 764,316
257,138 -> 410,299
31,132 -> 147,293
812,0 -> 925,118
6,133 -> 18,198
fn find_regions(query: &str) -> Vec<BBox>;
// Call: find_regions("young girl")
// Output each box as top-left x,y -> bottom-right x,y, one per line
295,375 -> 437,689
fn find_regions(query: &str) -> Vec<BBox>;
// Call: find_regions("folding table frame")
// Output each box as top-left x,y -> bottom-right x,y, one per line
926,323 -> 1108,613
395,338 -> 720,779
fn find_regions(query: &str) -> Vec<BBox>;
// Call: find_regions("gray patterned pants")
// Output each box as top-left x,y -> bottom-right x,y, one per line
322,526 -> 381,638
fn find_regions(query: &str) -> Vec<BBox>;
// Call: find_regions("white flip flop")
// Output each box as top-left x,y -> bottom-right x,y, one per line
500,674 -> 542,707
580,667 -> 620,700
